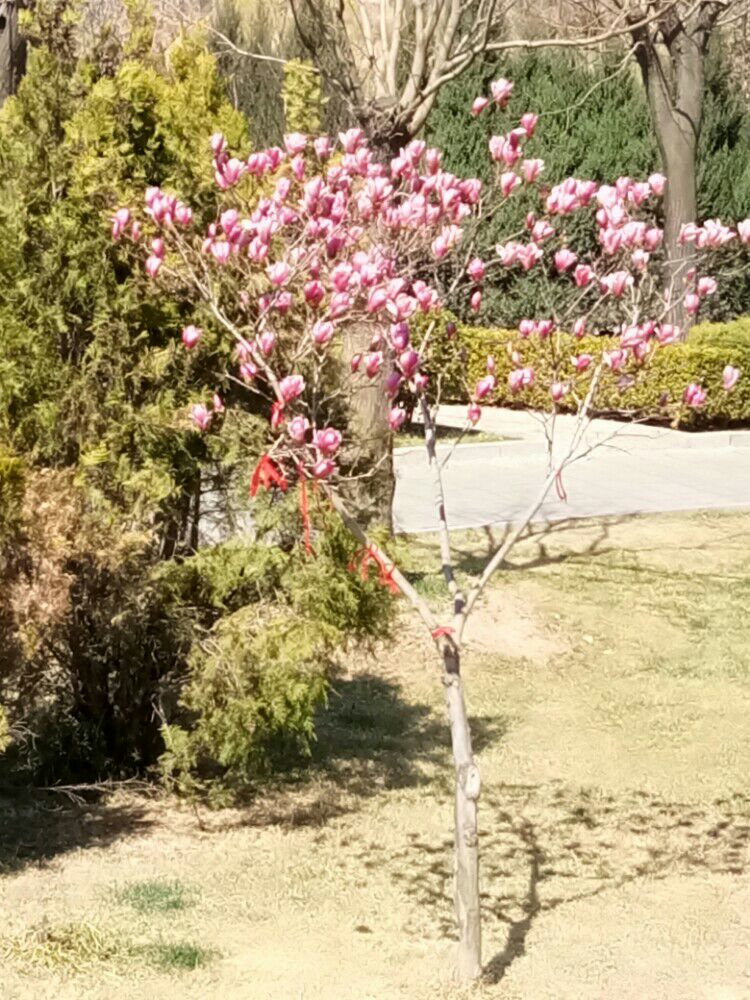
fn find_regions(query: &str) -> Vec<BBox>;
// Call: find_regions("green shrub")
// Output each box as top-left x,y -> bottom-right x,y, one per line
434,320 -> 750,428
689,316 -> 750,350
159,508 -> 393,802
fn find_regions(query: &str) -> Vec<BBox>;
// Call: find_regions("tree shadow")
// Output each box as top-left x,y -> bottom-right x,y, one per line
0,788 -> 155,877
388,781 -> 750,984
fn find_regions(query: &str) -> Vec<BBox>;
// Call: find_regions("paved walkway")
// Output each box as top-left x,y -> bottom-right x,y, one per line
393,405 -> 750,533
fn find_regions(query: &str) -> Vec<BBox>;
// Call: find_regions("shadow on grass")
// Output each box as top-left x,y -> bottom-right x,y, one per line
387,781 -> 750,985
0,790 -> 154,877
0,672 -> 509,870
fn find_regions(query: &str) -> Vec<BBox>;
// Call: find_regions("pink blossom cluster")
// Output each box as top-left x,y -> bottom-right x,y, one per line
112,74 -> 744,480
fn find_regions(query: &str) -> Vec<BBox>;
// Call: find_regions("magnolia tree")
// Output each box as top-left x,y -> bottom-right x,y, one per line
112,77 -> 743,981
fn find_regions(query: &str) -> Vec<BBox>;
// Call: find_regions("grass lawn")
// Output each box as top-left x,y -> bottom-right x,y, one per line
1,510 -> 750,999
394,424 -> 506,449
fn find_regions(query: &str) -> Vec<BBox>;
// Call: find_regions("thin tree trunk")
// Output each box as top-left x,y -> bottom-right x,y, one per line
442,641 -> 482,981
0,1 -> 26,107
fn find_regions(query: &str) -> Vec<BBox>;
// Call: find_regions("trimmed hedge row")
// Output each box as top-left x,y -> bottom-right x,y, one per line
430,320 -> 750,428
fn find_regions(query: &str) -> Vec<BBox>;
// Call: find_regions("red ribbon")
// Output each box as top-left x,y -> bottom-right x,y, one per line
348,545 -> 399,595
431,626 -> 455,639
249,454 -> 288,497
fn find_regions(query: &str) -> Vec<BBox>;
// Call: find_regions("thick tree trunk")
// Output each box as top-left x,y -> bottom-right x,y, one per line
0,1 -> 26,107
632,6 -> 719,336
442,642 -> 482,981
340,324 -> 394,530
661,129 -> 697,328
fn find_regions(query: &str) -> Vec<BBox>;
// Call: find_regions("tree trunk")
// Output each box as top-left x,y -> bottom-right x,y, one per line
340,323 -> 394,530
660,127 -> 697,330
0,1 -> 26,107
442,642 -> 482,981
632,5 -> 719,336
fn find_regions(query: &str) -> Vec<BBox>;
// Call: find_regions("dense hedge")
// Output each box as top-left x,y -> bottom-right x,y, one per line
432,320 -> 750,428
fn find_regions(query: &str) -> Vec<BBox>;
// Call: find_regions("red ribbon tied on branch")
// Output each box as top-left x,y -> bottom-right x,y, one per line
348,545 -> 399,595
431,626 -> 455,640
249,454 -> 288,497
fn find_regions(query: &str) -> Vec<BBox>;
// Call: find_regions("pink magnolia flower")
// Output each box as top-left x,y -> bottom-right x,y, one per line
656,323 -> 681,345
683,382 -> 707,408
283,132 -> 307,155
518,319 -> 535,338
314,427 -> 342,456
491,78 -> 514,107
210,132 -> 226,157
267,261 -> 291,286
475,375 -> 496,400
550,381 -> 568,402
312,458 -> 336,479
536,319 -> 554,338
603,349 -> 627,371
111,207 -> 130,240
467,402 -> 482,425
145,255 -> 162,278
211,242 -> 231,265
279,374 -> 305,402
600,271 -> 633,298
259,330 -> 276,356
212,394 -> 225,413
648,172 -> 667,196
389,322 -> 410,351
385,371 -> 403,398
304,280 -> 325,307
191,403 -> 211,431
519,113 -> 538,136
571,353 -> 592,371
314,136 -> 332,159
521,158 -> 544,184
175,202 -> 193,227
181,325 -> 202,349
312,320 -> 334,346
414,373 -> 429,393
697,276 -> 717,298
367,287 -> 388,313
240,361 -> 258,382
573,264 -> 595,288
684,292 -> 700,315
738,219 -> 750,244
517,242 -> 543,271
364,352 -> 383,378
723,365 -> 741,391
151,237 -> 165,259
399,349 -> 421,378
470,289 -> 482,312
467,257 -> 486,282
573,317 -> 587,338
131,221 -> 141,241
471,96 -> 489,116
288,415 -> 310,443
500,172 -> 521,198
338,128 -> 365,154
389,407 -> 407,431
554,248 -> 578,273
508,367 -> 535,391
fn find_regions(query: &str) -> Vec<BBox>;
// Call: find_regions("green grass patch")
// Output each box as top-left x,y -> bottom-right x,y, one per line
2,920 -> 216,975
142,940 -> 215,972
394,424 -> 506,449
113,878 -> 197,914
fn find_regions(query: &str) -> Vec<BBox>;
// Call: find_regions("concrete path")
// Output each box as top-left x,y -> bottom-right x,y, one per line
393,405 -> 750,533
